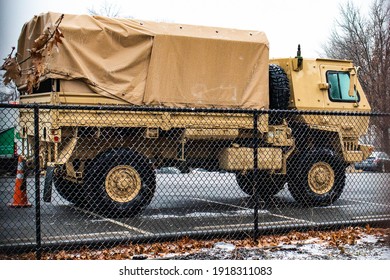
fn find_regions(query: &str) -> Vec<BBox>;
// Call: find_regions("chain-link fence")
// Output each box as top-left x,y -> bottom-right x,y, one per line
1,103 -> 389,259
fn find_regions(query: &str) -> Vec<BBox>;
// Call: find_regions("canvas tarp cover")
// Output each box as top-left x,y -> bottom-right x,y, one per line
17,12 -> 269,108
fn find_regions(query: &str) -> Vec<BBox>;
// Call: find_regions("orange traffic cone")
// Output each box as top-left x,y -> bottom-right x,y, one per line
8,155 -> 32,208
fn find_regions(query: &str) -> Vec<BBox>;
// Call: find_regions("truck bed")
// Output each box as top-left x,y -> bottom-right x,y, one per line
19,92 -> 268,141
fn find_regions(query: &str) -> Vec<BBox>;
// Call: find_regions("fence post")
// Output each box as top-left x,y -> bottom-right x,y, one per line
253,111 -> 260,242
33,104 -> 42,260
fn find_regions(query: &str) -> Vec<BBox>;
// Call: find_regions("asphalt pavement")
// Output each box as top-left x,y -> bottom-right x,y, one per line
0,172 -> 389,250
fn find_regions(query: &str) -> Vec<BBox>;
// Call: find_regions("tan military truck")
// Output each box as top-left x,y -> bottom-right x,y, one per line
15,12 -> 372,217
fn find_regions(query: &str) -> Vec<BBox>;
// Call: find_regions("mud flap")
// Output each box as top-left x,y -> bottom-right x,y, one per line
43,166 -> 54,202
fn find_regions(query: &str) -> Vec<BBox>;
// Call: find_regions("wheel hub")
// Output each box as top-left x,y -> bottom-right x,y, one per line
308,162 -> 335,195
105,165 -> 142,203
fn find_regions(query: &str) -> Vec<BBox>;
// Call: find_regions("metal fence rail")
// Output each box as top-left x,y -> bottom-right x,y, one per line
0,103 -> 389,259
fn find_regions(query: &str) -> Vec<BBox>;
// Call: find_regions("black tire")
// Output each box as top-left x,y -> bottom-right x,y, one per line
269,64 -> 290,110
53,165 -> 85,205
236,171 -> 286,200
84,148 -> 156,218
288,150 -> 346,207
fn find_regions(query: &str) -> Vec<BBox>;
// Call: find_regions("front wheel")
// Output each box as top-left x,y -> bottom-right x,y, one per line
288,150 -> 346,206
85,149 -> 156,217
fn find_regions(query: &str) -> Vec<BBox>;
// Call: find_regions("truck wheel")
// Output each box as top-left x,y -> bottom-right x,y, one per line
53,166 -> 85,205
288,150 -> 346,206
269,64 -> 290,110
85,149 -> 156,217
236,171 -> 285,201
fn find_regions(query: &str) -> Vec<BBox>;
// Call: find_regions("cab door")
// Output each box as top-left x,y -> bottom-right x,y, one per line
320,64 -> 360,110
319,63 -> 371,140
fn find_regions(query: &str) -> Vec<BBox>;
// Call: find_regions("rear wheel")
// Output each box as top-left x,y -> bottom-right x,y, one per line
85,148 -> 156,217
288,150 -> 346,206
236,171 -> 285,201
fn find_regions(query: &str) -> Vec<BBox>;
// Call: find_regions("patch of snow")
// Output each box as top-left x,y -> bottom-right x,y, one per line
214,242 -> 236,251
299,244 -> 329,257
358,233 -> 380,244
146,209 -> 263,219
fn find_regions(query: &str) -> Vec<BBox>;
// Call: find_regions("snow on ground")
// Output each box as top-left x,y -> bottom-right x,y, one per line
167,232 -> 390,260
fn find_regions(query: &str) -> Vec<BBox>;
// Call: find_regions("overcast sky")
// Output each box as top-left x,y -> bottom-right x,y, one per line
0,0 -> 371,60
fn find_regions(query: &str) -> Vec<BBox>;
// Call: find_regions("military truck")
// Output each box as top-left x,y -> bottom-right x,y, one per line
15,13 -> 372,217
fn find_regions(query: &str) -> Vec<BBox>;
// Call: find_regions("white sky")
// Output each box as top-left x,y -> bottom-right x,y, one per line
0,0 -> 371,60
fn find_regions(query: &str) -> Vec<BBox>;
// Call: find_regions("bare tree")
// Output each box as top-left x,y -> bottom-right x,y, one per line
88,1 -> 121,18
322,0 -> 390,154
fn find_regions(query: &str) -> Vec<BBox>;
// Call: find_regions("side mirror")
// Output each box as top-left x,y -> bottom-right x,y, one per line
348,66 -> 359,97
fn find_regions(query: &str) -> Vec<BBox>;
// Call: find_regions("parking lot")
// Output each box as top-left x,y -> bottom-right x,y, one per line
1,171 -> 389,250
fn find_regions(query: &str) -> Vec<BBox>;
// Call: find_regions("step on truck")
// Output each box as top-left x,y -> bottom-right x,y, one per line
14,12 -> 372,217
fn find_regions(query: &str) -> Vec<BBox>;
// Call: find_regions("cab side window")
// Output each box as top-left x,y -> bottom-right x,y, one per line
327,71 -> 359,102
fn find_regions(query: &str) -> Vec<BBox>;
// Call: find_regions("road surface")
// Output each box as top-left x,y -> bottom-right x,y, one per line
0,172 -> 389,249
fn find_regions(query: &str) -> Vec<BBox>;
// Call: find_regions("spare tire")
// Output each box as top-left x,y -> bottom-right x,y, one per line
269,64 -> 290,110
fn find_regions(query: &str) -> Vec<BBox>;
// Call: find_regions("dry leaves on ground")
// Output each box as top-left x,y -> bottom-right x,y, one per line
1,225 -> 388,260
